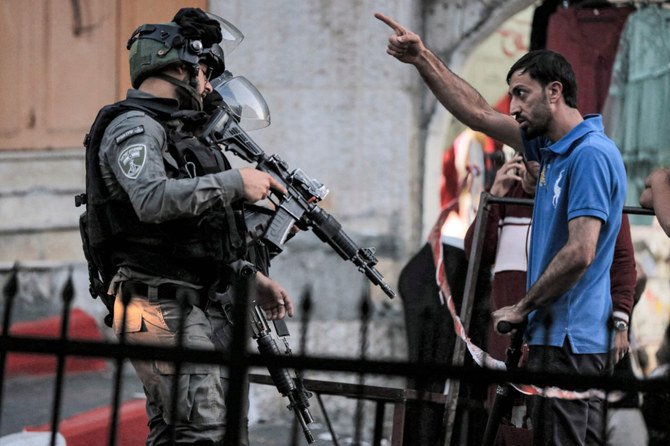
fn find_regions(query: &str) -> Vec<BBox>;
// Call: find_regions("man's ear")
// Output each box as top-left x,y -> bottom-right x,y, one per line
546,81 -> 563,104
164,63 -> 188,80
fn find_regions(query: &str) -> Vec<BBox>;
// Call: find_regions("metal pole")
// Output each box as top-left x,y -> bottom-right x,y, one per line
49,268 -> 75,446
223,268 -> 253,445
441,192 -> 491,446
107,286 -> 132,446
0,263 -> 19,432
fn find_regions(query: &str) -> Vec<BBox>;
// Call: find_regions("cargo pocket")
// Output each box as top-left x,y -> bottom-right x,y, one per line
112,295 -> 143,335
154,347 -> 226,426
153,305 -> 226,426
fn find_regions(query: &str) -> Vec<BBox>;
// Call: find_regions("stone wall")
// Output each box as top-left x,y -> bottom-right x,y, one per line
0,0 -> 540,438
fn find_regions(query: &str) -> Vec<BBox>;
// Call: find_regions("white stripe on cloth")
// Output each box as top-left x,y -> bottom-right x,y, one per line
428,205 -> 622,402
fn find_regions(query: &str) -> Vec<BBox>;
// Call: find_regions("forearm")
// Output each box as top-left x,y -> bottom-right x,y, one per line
415,49 -> 490,127
516,244 -> 591,314
650,172 -> 670,237
129,170 -> 244,223
610,215 -> 635,321
414,49 -> 522,150
516,216 -> 602,315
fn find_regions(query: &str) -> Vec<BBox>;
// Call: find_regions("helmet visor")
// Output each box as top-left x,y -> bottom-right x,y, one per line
202,43 -> 225,79
211,74 -> 270,131
205,12 -> 244,55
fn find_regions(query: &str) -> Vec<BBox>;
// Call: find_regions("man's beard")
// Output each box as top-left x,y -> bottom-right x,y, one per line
524,94 -> 552,139
155,74 -> 204,111
173,83 -> 204,111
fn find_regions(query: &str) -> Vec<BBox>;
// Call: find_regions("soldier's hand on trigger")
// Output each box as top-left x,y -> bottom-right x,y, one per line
375,13 -> 425,65
239,168 -> 287,202
254,272 -> 295,320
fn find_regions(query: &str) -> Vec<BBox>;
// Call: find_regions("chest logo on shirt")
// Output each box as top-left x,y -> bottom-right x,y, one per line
552,169 -> 566,208
539,163 -> 548,187
118,144 -> 146,179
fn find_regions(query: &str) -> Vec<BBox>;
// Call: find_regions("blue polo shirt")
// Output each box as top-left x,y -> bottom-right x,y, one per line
523,115 -> 626,354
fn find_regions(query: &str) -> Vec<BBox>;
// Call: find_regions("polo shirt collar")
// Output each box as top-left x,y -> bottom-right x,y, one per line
546,114 -> 603,155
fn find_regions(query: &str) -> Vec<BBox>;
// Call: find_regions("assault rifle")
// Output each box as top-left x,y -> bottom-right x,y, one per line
225,262 -> 316,444
250,305 -> 315,444
200,104 -> 397,300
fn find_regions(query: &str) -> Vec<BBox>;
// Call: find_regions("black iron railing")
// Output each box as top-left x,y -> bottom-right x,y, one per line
0,197 -> 667,446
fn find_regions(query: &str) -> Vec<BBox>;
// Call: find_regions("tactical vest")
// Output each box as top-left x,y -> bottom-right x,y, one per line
80,97 -> 246,299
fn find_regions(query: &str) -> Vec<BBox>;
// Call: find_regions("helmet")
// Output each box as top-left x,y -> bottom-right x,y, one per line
127,9 -> 243,89
201,43 -> 226,80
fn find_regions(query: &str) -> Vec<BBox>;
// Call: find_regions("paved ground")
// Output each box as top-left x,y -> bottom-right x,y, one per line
0,367 -> 381,445
0,367 -> 143,437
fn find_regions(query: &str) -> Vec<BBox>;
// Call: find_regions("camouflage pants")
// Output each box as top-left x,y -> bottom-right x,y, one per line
113,286 -> 248,445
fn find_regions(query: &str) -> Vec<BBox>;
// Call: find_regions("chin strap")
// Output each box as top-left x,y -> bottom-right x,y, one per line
154,73 -> 203,111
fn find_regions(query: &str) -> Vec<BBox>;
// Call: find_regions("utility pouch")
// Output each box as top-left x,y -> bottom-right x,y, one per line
78,210 -> 115,327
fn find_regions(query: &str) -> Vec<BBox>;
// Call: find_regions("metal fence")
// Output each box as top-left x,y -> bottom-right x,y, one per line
0,194 -> 669,445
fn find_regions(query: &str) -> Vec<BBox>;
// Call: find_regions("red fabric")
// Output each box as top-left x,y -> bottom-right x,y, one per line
497,424 -> 532,445
463,192 -> 636,358
610,214 -> 636,318
440,147 -> 460,209
26,399 -> 149,446
439,132 -> 497,209
546,6 -> 634,115
440,95 -> 511,209
427,204 -> 458,301
493,95 -> 511,115
5,309 -> 107,376
464,183 -> 532,362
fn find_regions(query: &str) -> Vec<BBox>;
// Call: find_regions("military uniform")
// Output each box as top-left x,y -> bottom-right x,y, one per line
99,90 -> 243,226
94,89 -> 250,445
76,8 -> 273,444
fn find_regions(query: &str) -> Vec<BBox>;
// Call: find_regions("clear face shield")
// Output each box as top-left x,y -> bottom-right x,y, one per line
211,73 -> 271,131
198,13 -> 244,80
205,12 -> 244,55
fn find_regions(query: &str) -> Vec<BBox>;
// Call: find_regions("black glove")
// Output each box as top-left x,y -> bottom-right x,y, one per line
203,90 -> 224,114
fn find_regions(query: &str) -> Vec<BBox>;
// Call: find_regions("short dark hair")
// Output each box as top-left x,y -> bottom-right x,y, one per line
506,50 -> 578,108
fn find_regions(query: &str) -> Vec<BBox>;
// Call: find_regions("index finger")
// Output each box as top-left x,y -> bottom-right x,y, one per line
283,295 -> 295,318
374,12 -> 405,36
268,175 -> 287,195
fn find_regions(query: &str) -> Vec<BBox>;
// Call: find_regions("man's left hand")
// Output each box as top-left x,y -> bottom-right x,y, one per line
254,273 -> 294,320
612,329 -> 629,364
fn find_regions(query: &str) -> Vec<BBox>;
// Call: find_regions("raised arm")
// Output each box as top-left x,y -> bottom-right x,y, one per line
375,12 -> 522,151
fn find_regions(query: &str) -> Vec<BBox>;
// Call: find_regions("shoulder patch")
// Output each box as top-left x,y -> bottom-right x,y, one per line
118,144 -> 147,179
115,125 -> 145,144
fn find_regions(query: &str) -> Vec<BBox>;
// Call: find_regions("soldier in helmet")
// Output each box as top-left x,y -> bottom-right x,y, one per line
82,8 -> 293,445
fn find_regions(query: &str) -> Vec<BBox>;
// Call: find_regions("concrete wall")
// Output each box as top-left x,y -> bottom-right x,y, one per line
0,0 -> 540,326
0,0 -> 538,438
0,151 -> 84,262
0,0 -> 425,312
210,0 -> 423,288
0,1 -> 423,433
